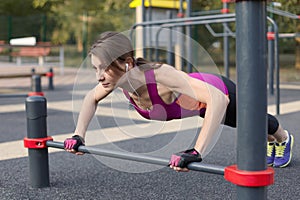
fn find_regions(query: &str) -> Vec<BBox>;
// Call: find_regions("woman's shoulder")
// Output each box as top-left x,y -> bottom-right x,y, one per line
154,63 -> 187,76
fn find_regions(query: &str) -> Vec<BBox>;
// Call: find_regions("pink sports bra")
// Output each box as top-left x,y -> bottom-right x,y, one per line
123,69 -> 228,121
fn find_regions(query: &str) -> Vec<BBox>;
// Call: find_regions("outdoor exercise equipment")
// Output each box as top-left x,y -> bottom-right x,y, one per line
23,1 -> 276,199
24,94 -> 273,198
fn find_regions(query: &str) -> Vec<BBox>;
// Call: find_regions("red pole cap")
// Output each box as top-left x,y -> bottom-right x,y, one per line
221,8 -> 230,14
224,165 -> 275,187
28,92 -> 44,97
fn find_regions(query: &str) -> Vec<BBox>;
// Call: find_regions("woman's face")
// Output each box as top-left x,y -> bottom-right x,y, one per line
91,54 -> 124,91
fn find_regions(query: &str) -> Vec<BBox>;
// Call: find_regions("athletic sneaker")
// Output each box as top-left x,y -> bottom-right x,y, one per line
267,142 -> 275,166
273,131 -> 294,168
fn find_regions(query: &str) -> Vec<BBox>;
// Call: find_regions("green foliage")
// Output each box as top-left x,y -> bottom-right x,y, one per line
33,0 -> 135,47
0,0 -> 298,57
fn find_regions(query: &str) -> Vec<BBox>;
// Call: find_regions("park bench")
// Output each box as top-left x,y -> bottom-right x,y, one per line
11,44 -> 51,66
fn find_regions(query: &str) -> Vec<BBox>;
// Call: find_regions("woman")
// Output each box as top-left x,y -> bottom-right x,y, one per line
64,31 -> 293,171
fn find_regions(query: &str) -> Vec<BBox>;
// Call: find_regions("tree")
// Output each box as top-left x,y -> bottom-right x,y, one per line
33,0 -> 135,51
270,0 -> 300,69
0,0 -> 53,41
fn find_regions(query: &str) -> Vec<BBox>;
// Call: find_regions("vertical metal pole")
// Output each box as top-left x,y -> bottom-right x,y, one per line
186,0 -> 192,73
268,26 -> 275,95
224,29 -> 230,78
31,75 -> 42,93
274,27 -> 280,115
167,11 -> 174,65
59,46 -> 64,75
142,0 -> 146,58
82,11 -> 88,61
48,68 -> 54,90
26,96 -> 50,188
8,15 -> 12,62
148,0 -> 153,61
223,0 -> 230,78
31,68 -> 35,90
236,1 -> 268,199
178,0 -> 185,70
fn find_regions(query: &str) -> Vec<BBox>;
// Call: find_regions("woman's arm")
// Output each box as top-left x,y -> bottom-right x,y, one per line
155,65 -> 229,156
74,83 -> 111,140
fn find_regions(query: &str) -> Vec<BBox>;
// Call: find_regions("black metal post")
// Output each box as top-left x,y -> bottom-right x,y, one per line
25,96 -> 50,188
31,75 -> 42,93
31,68 -> 35,90
268,26 -> 275,95
186,0 -> 193,73
236,0 -> 268,199
166,10 -> 174,66
223,0 -> 230,78
142,0 -> 146,58
48,68 -> 54,90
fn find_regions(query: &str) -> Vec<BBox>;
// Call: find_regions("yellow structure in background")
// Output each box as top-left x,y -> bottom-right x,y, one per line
130,0 -> 186,60
130,0 -> 186,9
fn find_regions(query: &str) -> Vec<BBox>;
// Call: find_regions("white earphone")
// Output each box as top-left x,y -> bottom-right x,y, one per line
125,63 -> 129,72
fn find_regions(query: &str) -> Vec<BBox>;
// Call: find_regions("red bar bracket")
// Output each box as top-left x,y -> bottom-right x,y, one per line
28,92 -> 44,97
224,165 -> 274,187
24,136 -> 53,149
267,32 -> 275,40
45,72 -> 54,77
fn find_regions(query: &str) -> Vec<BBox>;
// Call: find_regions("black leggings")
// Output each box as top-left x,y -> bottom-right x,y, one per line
221,76 -> 279,135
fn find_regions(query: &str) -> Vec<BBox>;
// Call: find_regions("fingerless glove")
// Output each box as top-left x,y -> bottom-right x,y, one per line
169,148 -> 202,168
64,135 -> 85,151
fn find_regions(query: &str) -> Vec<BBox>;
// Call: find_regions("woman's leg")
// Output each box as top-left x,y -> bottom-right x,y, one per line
221,76 -> 237,128
221,76 -> 293,167
267,114 -> 293,167
222,75 -> 288,141
267,114 -> 288,143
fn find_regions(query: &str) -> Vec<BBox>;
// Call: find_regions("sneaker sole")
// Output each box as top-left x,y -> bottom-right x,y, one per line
276,135 -> 294,168
267,163 -> 274,167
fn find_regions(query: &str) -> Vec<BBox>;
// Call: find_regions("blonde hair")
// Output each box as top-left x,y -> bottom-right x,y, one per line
90,31 -> 161,70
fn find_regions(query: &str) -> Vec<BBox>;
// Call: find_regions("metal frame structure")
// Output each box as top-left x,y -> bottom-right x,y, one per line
154,17 -> 236,65
267,17 -> 280,115
23,2 -> 279,199
130,13 -> 236,73
130,13 -> 235,37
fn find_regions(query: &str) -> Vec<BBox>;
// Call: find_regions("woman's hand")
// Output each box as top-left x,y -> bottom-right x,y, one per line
169,149 -> 202,172
64,135 -> 85,155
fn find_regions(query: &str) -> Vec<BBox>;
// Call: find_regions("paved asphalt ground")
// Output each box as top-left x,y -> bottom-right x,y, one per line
0,65 -> 299,200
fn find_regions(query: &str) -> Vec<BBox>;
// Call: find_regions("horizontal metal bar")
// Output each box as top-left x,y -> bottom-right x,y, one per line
47,141 -> 225,175
131,13 -> 236,29
0,94 -> 28,98
160,18 -> 236,28
267,6 -> 299,19
278,33 -> 300,38
129,13 -> 236,40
